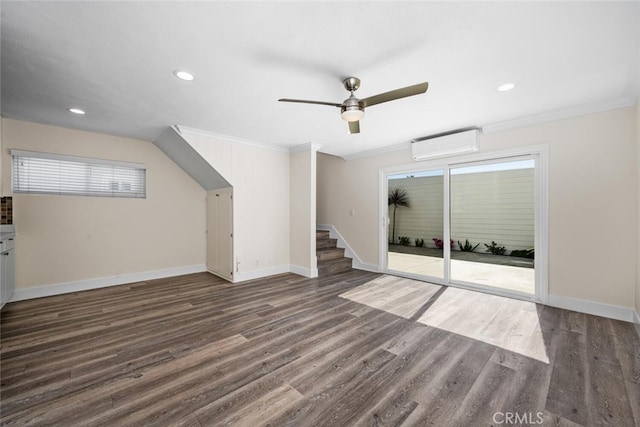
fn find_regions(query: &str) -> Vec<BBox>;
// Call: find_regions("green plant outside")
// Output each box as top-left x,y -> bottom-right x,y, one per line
484,241 -> 507,255
458,239 -> 480,252
398,236 -> 411,246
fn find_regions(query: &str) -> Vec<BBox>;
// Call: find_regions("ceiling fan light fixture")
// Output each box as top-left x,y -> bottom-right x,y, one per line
341,106 -> 364,122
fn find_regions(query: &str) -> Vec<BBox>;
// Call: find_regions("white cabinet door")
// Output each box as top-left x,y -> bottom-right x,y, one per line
207,188 -> 233,281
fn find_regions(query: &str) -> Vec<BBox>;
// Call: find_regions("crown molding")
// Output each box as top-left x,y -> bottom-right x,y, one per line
341,141 -> 411,161
175,125 -> 290,153
289,142 -> 322,153
483,96 -> 637,134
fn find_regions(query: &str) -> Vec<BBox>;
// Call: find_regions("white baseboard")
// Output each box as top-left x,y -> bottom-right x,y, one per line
547,294 -> 636,323
11,264 -> 207,301
289,265 -> 318,279
353,262 -> 382,273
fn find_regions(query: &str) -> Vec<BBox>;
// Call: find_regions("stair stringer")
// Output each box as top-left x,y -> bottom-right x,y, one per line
316,224 -> 381,273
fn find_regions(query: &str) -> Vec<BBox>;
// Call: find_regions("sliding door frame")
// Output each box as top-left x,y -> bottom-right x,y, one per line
379,144 -> 548,303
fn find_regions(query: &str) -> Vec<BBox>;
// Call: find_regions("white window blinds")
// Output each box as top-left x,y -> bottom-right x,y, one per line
11,150 -> 146,198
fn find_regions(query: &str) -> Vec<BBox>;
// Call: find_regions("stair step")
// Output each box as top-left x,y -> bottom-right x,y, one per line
316,230 -> 330,239
316,238 -> 337,250
317,247 -> 345,261
317,257 -> 352,276
315,229 -> 352,276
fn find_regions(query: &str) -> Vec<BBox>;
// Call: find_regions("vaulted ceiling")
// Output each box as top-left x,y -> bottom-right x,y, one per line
2,1 -> 639,158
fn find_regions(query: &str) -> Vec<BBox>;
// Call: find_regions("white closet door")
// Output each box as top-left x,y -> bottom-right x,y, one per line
207,187 -> 233,280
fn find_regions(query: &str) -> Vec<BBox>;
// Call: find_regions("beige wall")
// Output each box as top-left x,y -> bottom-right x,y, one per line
290,148 -> 317,274
636,102 -> 640,320
318,149 -> 413,264
0,117 -> 3,191
1,119 -> 206,289
318,107 -> 637,308
181,130 -> 291,279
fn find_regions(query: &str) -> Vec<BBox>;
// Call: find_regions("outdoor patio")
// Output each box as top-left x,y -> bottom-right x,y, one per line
388,245 -> 535,295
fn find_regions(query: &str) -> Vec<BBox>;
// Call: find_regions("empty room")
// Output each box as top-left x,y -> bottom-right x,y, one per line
1,1 -> 639,426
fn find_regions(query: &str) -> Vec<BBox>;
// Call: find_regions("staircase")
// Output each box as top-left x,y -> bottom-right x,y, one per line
316,230 -> 352,275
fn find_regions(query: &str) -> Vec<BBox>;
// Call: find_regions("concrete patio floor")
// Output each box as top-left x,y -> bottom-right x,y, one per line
387,252 -> 535,295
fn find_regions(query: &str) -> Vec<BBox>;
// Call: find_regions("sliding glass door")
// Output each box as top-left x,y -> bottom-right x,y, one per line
384,152 -> 543,301
387,169 -> 445,281
449,158 -> 535,295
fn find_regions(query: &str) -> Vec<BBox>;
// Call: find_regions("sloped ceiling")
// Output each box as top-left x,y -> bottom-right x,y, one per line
1,1 -> 639,158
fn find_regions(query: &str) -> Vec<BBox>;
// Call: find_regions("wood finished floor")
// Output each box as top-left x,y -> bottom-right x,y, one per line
1,270 -> 639,426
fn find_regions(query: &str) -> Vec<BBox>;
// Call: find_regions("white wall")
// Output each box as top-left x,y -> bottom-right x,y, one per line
181,130 -> 291,281
290,146 -> 317,276
636,102 -> 640,323
1,119 -> 207,290
318,107 -> 637,310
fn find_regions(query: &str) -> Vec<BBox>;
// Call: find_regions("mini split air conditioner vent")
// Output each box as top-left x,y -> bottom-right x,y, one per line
411,128 -> 481,161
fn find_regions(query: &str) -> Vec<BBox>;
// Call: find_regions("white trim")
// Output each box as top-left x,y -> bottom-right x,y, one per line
483,97 -> 636,134
534,147 -> 549,304
174,125 -> 290,153
352,263 -> 382,273
634,310 -> 640,338
341,142 -> 410,161
290,142 -> 323,154
316,224 -> 382,273
10,264 -> 207,301
547,294 -> 636,323
290,265 -> 319,278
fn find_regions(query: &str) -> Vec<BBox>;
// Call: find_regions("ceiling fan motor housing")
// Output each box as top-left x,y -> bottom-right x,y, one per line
341,96 -> 364,122
343,77 -> 361,92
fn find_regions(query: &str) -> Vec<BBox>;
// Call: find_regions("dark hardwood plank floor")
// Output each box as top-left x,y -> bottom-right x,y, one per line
1,270 -> 639,426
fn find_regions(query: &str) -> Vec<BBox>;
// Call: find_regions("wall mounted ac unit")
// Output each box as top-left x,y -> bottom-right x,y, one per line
411,128 -> 480,161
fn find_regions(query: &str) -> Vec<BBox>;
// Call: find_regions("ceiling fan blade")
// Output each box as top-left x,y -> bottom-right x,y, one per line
360,82 -> 429,108
278,98 -> 342,108
348,121 -> 360,134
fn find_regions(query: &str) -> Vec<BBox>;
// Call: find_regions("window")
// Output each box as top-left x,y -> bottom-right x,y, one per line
11,150 -> 146,198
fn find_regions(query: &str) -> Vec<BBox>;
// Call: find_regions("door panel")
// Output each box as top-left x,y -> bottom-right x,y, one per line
387,169 -> 445,281
207,187 -> 233,280
449,159 -> 535,295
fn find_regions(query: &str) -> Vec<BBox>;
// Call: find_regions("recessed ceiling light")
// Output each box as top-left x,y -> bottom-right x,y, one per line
174,70 -> 194,81
497,83 -> 516,92
68,108 -> 85,115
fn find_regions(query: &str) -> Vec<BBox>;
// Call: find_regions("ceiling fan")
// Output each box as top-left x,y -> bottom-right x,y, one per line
278,77 -> 429,134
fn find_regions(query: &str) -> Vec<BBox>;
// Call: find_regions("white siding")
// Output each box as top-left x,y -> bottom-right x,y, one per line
389,168 -> 534,252
388,175 -> 444,245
